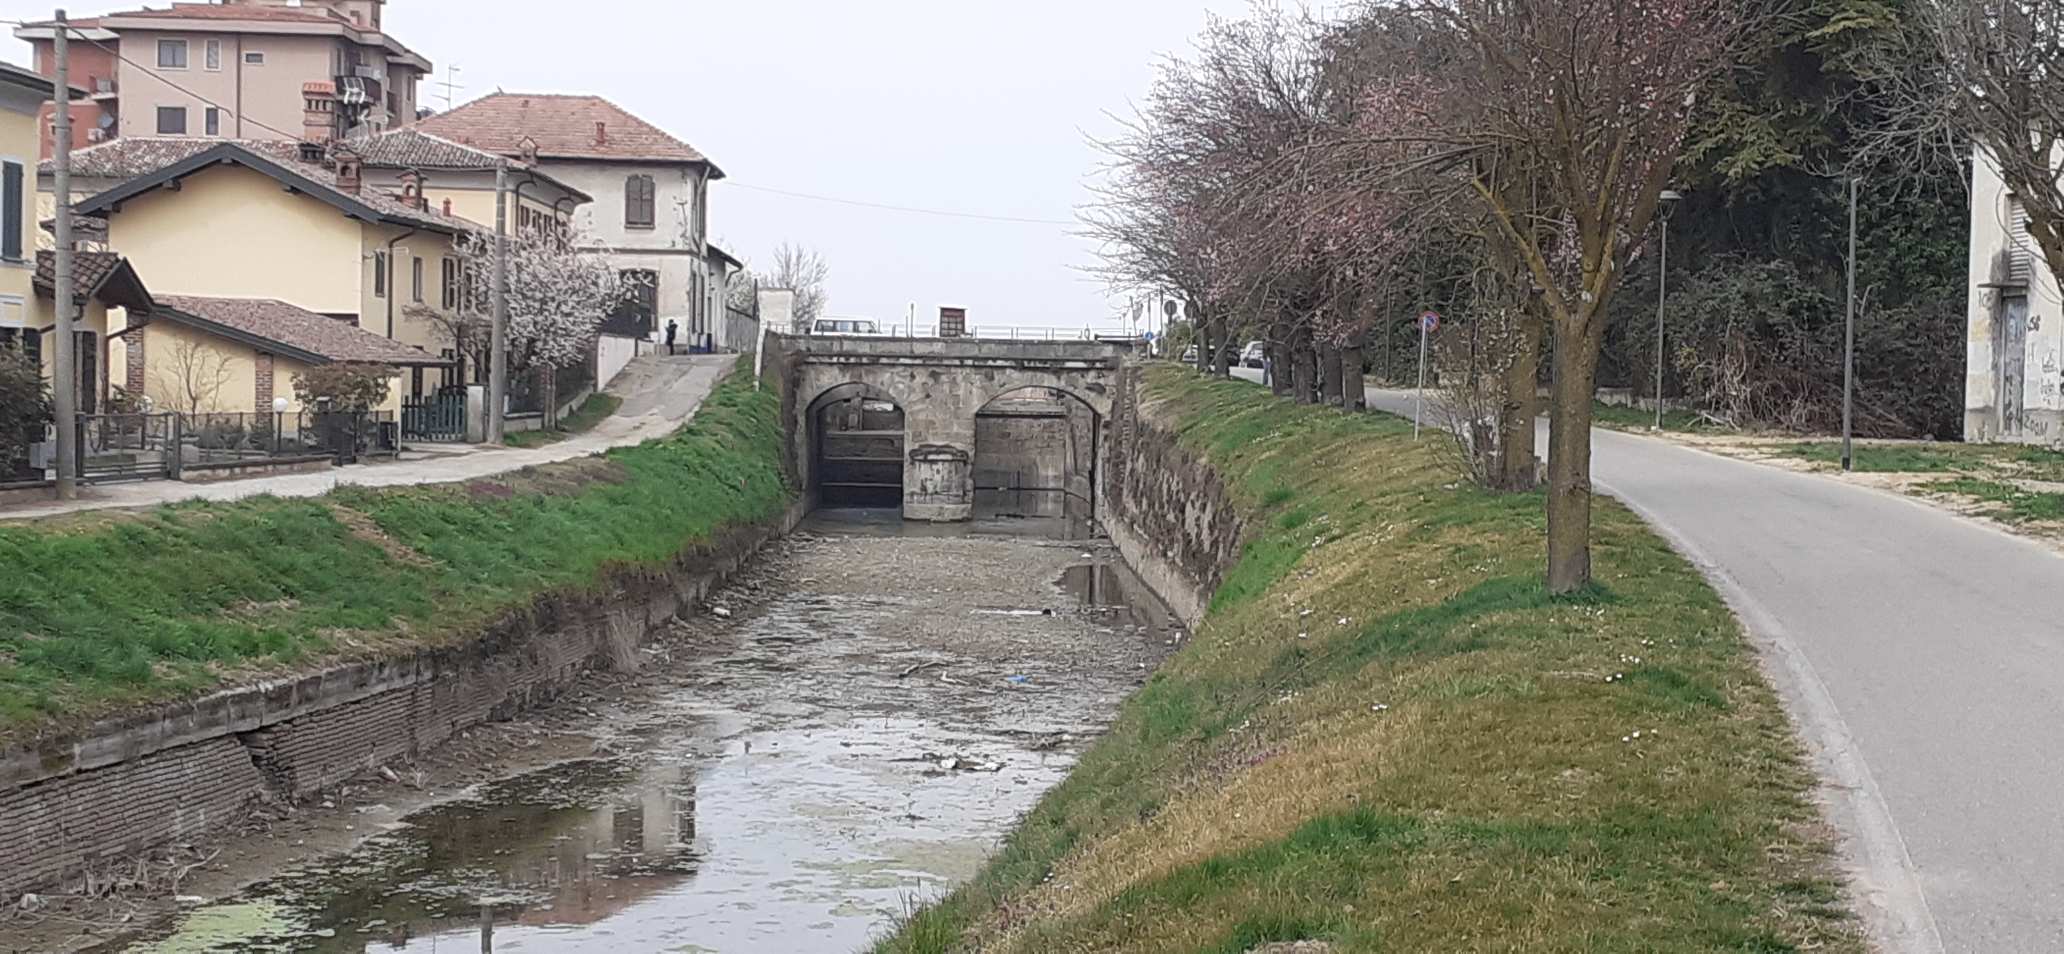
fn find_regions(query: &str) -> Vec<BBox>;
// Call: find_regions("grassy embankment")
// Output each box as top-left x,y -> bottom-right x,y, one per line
0,359 -> 787,742
1775,440 -> 2064,524
503,392 -> 625,448
1590,399 -> 1716,433
883,366 -> 1857,954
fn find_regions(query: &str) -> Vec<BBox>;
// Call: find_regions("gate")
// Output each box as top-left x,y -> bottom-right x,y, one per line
402,389 -> 468,442
76,413 -> 177,482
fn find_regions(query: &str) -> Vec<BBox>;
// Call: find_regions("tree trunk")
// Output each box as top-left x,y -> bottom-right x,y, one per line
544,367 -> 560,429
1340,344 -> 1365,410
1291,327 -> 1318,405
1319,341 -> 1345,406
1545,321 -> 1601,594
1268,341 -> 1291,395
1494,314 -> 1543,491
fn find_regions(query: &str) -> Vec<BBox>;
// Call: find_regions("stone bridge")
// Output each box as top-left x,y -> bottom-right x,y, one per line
771,335 -> 1136,521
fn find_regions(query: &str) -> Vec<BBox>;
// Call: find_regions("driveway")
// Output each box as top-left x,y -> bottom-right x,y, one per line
1228,369 -> 2063,952
2,353 -> 735,522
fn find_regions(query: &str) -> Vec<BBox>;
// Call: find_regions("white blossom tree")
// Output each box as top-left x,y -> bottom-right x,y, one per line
432,228 -> 639,426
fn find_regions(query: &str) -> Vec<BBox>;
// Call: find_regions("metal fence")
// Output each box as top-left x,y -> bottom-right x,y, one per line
57,409 -> 401,484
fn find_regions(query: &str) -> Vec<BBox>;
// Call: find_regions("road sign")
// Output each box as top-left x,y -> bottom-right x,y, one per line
1419,311 -> 1441,333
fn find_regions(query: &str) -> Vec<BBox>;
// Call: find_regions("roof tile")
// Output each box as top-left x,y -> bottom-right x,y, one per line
412,93 -> 715,167
154,295 -> 439,365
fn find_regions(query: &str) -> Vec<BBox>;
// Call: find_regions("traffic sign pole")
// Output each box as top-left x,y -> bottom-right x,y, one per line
1413,312 -> 1439,439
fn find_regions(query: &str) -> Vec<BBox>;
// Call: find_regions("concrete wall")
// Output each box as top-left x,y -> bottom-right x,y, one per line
0,500 -> 807,900
1966,147 -> 2064,444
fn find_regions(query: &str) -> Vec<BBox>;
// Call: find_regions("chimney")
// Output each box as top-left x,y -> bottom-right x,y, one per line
594,121 -> 607,146
442,197 -> 452,216
335,156 -> 362,195
397,169 -> 427,210
302,81 -> 338,144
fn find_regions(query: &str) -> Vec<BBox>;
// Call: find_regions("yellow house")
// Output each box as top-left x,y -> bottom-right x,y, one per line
134,295 -> 435,416
69,140 -> 483,396
4,64 -> 154,429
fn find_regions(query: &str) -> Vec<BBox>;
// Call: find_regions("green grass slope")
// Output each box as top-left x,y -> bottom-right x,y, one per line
0,359 -> 789,741
880,366 -> 1858,954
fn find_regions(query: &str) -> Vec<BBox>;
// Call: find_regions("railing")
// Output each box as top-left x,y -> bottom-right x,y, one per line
77,413 -> 178,482
183,412 -> 323,463
875,324 -> 1134,342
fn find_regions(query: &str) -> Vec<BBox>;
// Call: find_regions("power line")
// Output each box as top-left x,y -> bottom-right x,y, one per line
727,182 -> 1077,227
12,18 -> 1077,229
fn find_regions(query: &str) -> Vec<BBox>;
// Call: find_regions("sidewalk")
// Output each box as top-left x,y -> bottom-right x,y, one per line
2,353 -> 736,523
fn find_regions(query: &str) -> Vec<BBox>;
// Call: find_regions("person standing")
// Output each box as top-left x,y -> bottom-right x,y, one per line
665,319 -> 680,356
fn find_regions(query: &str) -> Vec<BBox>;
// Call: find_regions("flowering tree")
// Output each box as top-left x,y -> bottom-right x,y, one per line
428,228 -> 637,425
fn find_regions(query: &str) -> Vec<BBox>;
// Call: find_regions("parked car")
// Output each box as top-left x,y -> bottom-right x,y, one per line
1241,341 -> 1267,368
1180,346 -> 1199,363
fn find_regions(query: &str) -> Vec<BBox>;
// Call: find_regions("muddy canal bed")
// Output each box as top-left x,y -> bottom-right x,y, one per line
76,512 -> 1177,954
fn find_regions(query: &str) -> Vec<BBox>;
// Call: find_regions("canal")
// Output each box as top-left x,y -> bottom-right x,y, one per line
103,509 -> 1179,953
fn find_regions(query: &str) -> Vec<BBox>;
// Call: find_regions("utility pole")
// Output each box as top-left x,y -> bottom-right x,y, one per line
1655,189 -> 1682,430
487,164 -> 509,444
52,10 -> 78,500
1842,177 -> 1859,472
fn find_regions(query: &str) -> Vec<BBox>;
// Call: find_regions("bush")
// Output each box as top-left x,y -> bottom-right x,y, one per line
293,362 -> 393,412
0,349 -> 52,472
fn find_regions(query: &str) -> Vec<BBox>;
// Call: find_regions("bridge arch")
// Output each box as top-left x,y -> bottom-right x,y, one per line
973,385 -> 1107,523
806,382 -> 909,509
778,335 -> 1135,521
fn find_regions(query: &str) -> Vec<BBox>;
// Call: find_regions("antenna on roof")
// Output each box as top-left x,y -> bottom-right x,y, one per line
435,65 -> 463,112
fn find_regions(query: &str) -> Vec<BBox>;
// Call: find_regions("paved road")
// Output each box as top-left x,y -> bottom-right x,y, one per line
2,353 -> 734,522
1232,369 -> 2064,952
1374,387 -> 2064,953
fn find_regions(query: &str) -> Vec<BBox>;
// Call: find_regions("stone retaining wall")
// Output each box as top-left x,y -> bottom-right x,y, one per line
0,501 -> 805,900
1100,372 -> 1246,627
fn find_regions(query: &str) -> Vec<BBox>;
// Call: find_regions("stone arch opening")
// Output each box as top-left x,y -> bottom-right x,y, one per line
973,385 -> 1103,525
809,382 -> 907,509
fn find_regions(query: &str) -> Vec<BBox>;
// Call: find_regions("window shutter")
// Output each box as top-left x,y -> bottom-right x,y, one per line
2009,197 -> 2035,286
1,161 -> 21,262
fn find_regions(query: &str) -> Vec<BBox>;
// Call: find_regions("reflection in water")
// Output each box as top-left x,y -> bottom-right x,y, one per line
119,524 -> 1174,954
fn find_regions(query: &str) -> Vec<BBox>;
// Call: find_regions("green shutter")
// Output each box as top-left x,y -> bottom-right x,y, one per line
1,161 -> 21,262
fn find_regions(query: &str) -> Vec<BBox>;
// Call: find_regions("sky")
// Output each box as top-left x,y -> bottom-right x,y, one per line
3,0 -> 1256,334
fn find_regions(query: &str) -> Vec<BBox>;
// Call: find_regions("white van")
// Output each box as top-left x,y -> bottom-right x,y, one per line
811,317 -> 883,336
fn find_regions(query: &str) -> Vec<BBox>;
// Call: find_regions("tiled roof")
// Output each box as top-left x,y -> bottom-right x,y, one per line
154,295 -> 440,366
69,141 -> 485,234
342,129 -> 594,202
52,137 -> 304,179
103,4 -> 349,24
34,250 -> 122,300
412,93 -> 717,169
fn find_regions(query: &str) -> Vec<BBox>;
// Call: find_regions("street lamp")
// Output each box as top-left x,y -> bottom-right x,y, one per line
1655,189 -> 1683,430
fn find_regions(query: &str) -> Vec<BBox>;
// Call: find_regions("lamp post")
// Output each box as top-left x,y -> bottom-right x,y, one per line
1842,177 -> 1859,472
1655,189 -> 1683,430
272,396 -> 289,456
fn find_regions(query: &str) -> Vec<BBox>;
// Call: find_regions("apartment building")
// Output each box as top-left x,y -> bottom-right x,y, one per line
14,0 -> 429,157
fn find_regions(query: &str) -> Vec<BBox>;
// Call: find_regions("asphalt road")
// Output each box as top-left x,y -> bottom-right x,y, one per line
1233,368 -> 2064,953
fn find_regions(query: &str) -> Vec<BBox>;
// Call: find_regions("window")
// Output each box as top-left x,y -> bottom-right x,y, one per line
156,106 -> 187,135
624,175 -> 655,229
410,256 -> 423,303
441,257 -> 459,310
157,39 -> 187,69
204,39 -> 221,71
204,107 -> 220,137
621,269 -> 658,331
373,250 -> 387,298
244,51 -> 266,65
1,161 -> 21,262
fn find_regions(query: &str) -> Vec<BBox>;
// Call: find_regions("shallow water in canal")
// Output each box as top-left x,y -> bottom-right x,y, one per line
113,510 -> 1178,954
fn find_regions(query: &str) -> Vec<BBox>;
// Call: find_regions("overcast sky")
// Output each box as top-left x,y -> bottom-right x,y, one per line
5,0 -> 1255,333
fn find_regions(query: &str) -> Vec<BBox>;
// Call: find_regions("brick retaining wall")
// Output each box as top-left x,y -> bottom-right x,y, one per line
0,502 -> 805,899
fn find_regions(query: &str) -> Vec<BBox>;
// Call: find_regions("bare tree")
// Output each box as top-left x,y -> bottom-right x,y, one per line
761,242 -> 830,332
1861,1 -> 2064,280
152,335 -> 235,415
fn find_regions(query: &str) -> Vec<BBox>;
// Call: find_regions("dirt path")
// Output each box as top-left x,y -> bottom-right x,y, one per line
0,353 -> 733,523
